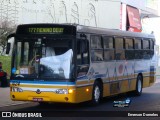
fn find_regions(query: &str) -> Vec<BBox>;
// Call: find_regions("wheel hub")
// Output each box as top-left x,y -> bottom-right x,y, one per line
138,79 -> 142,93
94,86 -> 100,102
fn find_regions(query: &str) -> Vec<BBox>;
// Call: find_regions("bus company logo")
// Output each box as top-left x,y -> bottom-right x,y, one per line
36,89 -> 41,94
125,98 -> 131,104
118,64 -> 123,74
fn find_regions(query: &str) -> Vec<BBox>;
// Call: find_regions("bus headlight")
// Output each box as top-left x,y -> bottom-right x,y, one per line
55,89 -> 68,94
11,87 -> 23,92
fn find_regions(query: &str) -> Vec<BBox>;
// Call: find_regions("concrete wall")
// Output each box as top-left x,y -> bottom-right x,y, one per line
0,0 -> 120,29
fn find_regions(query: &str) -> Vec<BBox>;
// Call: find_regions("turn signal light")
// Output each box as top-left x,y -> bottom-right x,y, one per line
86,88 -> 89,92
69,89 -> 73,94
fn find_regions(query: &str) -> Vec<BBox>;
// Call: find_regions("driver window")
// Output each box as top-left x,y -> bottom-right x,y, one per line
77,39 -> 89,78
77,39 -> 89,65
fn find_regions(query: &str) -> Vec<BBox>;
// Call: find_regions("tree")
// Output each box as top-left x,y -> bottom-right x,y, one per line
0,20 -> 16,55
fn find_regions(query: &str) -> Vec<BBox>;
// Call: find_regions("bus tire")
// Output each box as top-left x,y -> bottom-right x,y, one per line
134,75 -> 143,96
91,81 -> 102,105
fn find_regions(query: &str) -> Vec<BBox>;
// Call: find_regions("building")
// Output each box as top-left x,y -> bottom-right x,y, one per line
0,0 -> 159,30
0,0 -> 159,54
121,0 -> 159,32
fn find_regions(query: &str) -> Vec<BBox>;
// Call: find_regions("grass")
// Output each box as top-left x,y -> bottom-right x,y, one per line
0,55 -> 11,77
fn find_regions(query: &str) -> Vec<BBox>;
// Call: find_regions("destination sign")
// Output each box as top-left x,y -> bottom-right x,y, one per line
16,24 -> 76,35
28,28 -> 64,33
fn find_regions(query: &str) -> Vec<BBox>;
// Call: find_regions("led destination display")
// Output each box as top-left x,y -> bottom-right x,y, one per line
16,24 -> 76,35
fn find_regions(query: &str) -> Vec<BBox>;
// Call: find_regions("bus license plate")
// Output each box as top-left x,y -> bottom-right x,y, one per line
33,98 -> 43,102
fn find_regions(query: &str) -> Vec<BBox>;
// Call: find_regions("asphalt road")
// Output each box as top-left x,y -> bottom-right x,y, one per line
1,82 -> 160,119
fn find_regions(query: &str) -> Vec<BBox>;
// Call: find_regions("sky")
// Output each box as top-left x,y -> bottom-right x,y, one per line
142,0 -> 160,46
142,17 -> 160,46
143,17 -> 160,63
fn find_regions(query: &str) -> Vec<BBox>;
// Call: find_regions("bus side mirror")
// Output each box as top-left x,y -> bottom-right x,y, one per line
6,43 -> 11,54
6,33 -> 15,54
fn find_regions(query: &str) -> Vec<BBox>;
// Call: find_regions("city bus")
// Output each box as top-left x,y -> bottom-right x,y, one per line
6,24 -> 156,105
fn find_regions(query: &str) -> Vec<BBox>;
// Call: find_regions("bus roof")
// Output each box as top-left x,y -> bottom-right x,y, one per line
76,25 -> 155,39
16,23 -> 155,39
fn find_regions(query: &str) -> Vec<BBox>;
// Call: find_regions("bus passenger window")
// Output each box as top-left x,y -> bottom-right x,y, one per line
143,40 -> 149,49
103,37 -> 114,61
103,37 -> 113,49
142,39 -> 150,59
115,50 -> 125,60
134,38 -> 142,59
115,38 -> 123,49
134,39 -> 142,49
124,38 -> 134,60
115,38 -> 125,60
125,38 -> 133,49
150,40 -> 154,49
91,36 -> 102,49
91,50 -> 103,61
104,50 -> 114,60
150,40 -> 154,58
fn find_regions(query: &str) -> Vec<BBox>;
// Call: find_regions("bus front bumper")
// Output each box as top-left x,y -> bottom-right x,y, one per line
10,87 -> 77,103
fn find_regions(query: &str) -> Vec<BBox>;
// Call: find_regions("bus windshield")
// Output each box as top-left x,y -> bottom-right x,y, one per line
12,37 -> 74,80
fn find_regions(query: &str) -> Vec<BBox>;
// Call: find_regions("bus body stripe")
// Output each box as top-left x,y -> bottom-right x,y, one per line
10,80 -> 75,85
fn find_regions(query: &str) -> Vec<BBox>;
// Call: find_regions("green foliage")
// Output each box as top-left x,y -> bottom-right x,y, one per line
0,20 -> 16,55
0,56 -> 11,77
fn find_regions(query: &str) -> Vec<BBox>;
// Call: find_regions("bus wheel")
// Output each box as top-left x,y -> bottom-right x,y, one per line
92,81 -> 102,105
134,75 -> 142,96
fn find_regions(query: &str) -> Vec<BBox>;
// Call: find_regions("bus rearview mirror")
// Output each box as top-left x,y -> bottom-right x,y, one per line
6,33 -> 15,54
6,43 -> 11,54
